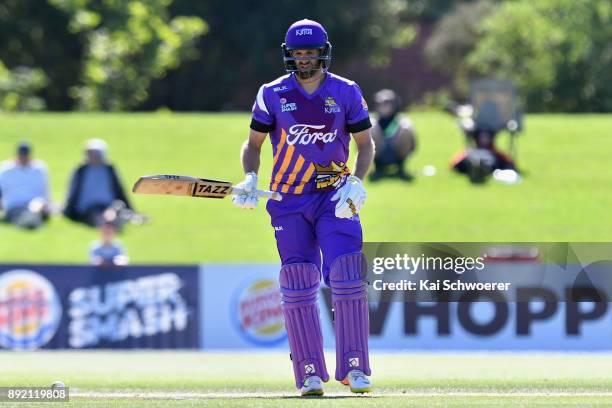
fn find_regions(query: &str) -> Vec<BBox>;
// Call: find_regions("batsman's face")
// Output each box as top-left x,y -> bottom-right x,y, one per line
290,49 -> 321,72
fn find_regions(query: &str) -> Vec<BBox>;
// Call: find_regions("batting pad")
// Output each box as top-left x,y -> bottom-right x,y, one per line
329,252 -> 371,381
280,263 -> 329,388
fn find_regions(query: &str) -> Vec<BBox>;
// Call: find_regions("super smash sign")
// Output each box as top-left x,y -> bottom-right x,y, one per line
0,265 -> 199,350
68,273 -> 189,348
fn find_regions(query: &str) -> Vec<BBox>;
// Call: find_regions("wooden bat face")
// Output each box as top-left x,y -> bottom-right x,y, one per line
132,175 -> 233,199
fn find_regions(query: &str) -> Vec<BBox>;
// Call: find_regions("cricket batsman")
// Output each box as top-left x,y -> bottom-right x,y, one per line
233,19 -> 374,396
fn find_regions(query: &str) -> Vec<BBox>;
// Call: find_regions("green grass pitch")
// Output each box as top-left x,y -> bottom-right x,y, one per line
1,351 -> 611,407
0,112 -> 610,264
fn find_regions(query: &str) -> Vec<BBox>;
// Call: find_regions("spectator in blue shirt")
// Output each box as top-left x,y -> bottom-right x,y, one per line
64,139 -> 132,227
90,220 -> 129,267
0,142 -> 52,229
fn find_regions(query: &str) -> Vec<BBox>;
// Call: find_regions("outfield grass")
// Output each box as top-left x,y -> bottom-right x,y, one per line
0,112 -> 611,264
1,351 -> 611,407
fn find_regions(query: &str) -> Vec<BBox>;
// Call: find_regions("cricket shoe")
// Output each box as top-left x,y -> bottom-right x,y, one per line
341,369 -> 372,393
301,375 -> 324,397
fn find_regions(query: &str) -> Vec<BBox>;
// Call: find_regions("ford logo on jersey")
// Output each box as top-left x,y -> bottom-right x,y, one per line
287,124 -> 338,145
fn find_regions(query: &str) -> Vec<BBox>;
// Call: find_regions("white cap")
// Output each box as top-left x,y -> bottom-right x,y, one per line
85,138 -> 107,153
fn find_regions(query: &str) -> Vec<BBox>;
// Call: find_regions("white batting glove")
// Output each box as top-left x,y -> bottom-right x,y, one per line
232,172 -> 259,209
331,175 -> 366,218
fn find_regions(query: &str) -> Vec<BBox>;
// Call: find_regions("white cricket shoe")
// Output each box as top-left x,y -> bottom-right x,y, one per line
343,369 -> 372,393
301,375 -> 324,396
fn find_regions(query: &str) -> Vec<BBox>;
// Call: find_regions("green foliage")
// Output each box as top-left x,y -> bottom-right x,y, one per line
406,0 -> 484,22
468,0 -> 612,112
364,1 -> 417,66
153,0 -> 416,110
0,60 -> 48,111
0,0 -> 81,110
425,0 -> 498,96
0,0 -> 416,111
50,0 -> 207,110
1,0 -> 609,112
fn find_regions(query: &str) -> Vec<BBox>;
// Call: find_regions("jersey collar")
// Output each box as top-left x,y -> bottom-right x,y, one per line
290,72 -> 329,100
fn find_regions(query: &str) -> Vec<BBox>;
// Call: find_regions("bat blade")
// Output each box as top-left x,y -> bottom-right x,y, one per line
133,175 -> 233,199
133,174 -> 283,201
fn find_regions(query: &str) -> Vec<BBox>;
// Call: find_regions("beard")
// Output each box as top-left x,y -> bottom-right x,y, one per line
296,60 -> 322,80
297,69 -> 318,79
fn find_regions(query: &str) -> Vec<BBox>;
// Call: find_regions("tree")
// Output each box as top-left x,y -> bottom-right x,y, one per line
425,0 -> 498,96
49,0 -> 207,110
0,60 -> 48,111
467,0 -> 612,112
0,0 -> 81,110
143,0 -> 416,110
0,0 -> 421,111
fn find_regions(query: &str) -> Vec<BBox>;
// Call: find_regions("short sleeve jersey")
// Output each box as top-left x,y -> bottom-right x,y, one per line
250,73 -> 371,194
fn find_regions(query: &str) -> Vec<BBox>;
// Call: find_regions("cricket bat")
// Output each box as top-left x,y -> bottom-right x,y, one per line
132,175 -> 282,201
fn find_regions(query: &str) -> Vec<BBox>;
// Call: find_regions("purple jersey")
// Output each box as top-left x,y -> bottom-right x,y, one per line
251,73 -> 371,194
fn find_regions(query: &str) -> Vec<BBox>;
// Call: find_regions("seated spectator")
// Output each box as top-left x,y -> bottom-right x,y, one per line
370,89 -> 417,181
0,142 -> 52,229
451,127 -> 518,183
64,139 -> 133,227
89,220 -> 129,267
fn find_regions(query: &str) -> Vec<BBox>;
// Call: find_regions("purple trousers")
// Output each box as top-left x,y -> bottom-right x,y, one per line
266,190 -> 362,284
267,191 -> 370,387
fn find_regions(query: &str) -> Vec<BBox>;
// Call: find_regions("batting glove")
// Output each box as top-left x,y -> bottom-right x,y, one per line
232,172 -> 259,209
331,175 -> 366,219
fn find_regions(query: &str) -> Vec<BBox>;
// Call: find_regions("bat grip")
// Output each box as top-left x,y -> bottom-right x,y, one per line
232,187 -> 283,201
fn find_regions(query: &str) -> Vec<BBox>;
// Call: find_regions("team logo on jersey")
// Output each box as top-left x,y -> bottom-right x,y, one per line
325,96 -> 337,107
314,161 -> 350,189
273,85 -> 288,92
324,96 -> 341,114
279,98 -> 287,104
361,97 -> 369,110
287,124 -> 338,145
281,102 -> 297,112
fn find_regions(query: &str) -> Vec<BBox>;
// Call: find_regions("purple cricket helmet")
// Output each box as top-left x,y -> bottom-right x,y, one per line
281,19 -> 332,74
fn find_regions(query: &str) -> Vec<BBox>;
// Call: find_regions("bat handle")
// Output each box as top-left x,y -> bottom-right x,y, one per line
232,187 -> 283,201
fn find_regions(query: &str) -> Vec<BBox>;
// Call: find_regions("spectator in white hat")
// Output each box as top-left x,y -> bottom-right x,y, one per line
63,139 -> 133,227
